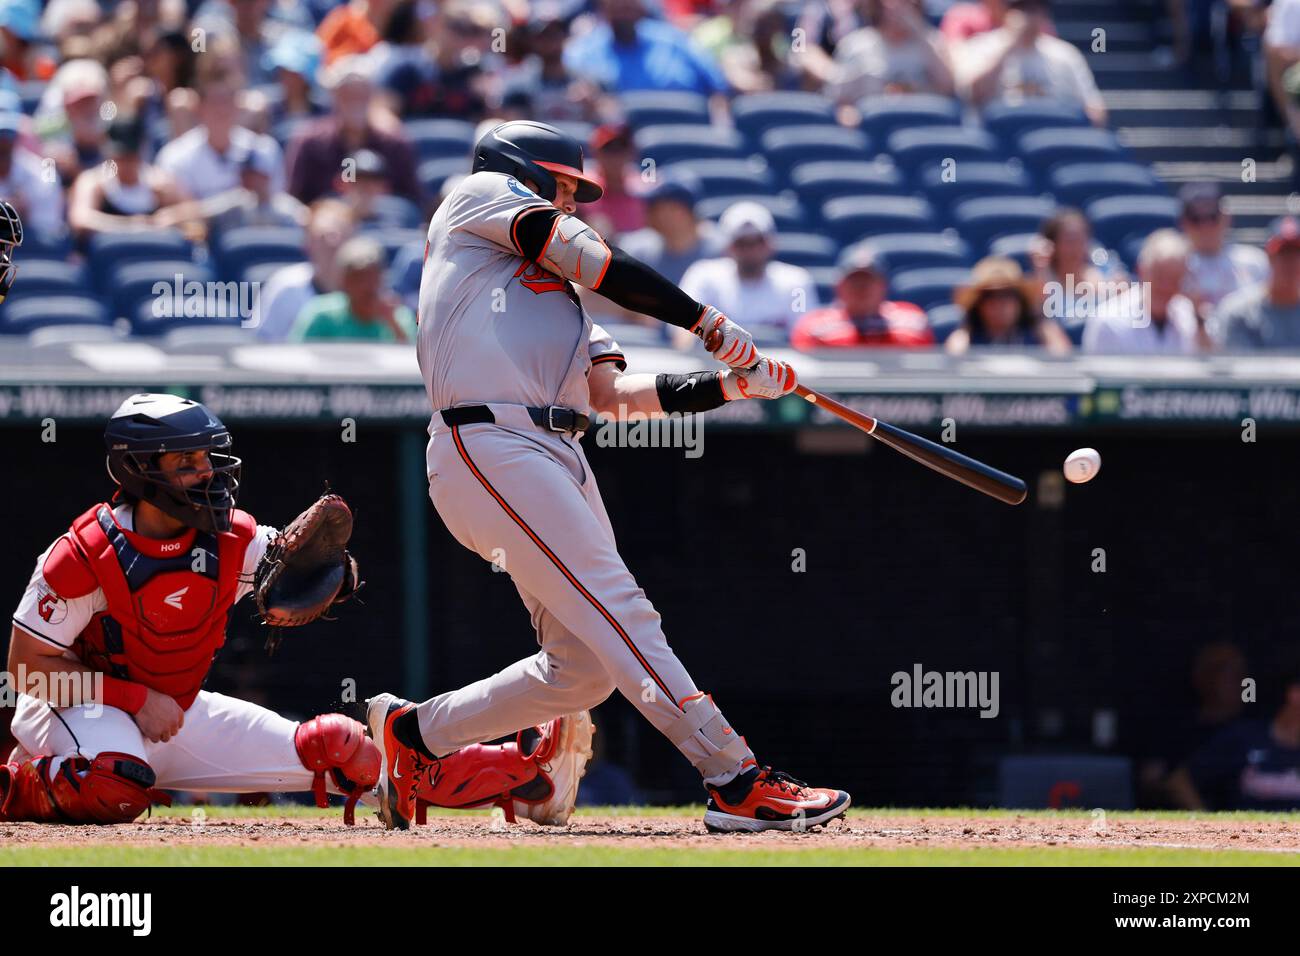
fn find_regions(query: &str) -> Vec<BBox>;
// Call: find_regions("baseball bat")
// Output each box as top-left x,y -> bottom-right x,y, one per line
704,330 -> 1027,506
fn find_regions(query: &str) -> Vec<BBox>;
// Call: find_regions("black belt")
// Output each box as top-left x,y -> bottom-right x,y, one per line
441,404 -> 591,435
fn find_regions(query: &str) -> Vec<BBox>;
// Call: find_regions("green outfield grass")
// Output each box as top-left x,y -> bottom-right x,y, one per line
3,806 -> 1298,866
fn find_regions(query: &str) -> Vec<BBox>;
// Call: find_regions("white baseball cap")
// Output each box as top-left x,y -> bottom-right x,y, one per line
719,201 -> 775,242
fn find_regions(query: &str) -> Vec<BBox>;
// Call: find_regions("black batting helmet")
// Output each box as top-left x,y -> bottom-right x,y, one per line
472,121 -> 603,203
0,198 -> 23,304
105,393 -> 242,534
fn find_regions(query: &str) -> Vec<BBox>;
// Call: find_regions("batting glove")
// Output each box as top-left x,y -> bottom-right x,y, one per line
720,356 -> 798,401
693,306 -> 758,370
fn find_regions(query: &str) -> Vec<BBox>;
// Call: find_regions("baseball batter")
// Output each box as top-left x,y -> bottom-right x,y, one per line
368,121 -> 850,832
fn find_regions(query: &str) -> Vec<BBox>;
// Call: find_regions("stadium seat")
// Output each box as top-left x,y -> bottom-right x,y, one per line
694,194 -> 812,233
110,260 -> 217,324
863,232 -> 973,272
887,126 -> 999,166
1016,127 -> 1125,171
19,233 -> 73,261
1,259 -> 89,298
980,98 -> 1089,140
857,94 -> 963,141
989,232 -> 1041,269
405,118 -> 476,161
772,232 -> 839,268
918,160 -> 1035,210
821,196 -> 937,245
553,121 -> 595,148
926,303 -> 964,343
635,124 -> 747,165
361,227 -> 427,265
953,196 -> 1058,252
660,158 -> 776,198
365,194 -> 425,229
621,90 -> 711,128
418,156 -> 468,198
806,265 -> 839,305
789,160 -> 905,204
0,295 -> 110,334
132,295 -> 242,336
889,266 -> 971,311
1048,162 -> 1164,209
88,229 -> 194,292
27,323 -> 125,347
213,226 -> 306,283
760,125 -> 873,174
243,261 -> 308,286
1086,195 -> 1181,252
731,91 -> 837,139
389,241 -> 425,305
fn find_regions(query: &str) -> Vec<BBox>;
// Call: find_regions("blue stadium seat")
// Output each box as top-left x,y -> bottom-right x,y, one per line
621,90 -> 711,128
858,94 -> 963,142
1048,162 -> 1164,209
887,126 -> 999,166
731,92 -> 837,139
0,295 -> 110,334
3,259 -> 89,298
806,265 -> 839,305
989,232 -> 1041,269
926,303 -> 964,343
889,266 -> 971,311
365,194 -> 426,229
27,324 -> 125,347
360,227 -> 427,265
636,124 -> 747,165
213,226 -> 306,283
918,160 -> 1035,210
553,121 -> 594,148
405,118 -> 476,161
863,232 -> 973,272
821,196 -> 936,244
243,261 -> 307,285
759,125 -> 873,173
1086,195 -> 1181,252
694,194 -> 812,233
953,196 -> 1057,252
418,156 -> 468,198
88,230 -> 194,292
20,233 -> 74,261
772,232 -> 839,268
980,98 -> 1089,140
1016,127 -> 1124,171
660,158 -> 776,198
389,241 -> 425,306
110,260 -> 217,323
132,296 -> 243,336
789,160 -> 905,204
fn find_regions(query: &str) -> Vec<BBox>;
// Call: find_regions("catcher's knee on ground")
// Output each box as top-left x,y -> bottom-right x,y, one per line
295,713 -> 380,825
0,752 -> 155,824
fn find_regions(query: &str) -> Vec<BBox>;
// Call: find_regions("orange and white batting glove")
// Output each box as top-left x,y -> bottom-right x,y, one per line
720,356 -> 797,401
693,305 -> 758,370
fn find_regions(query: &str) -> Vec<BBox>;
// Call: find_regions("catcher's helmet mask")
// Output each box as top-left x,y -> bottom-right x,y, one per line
0,198 -> 24,304
472,121 -> 603,203
105,393 -> 242,534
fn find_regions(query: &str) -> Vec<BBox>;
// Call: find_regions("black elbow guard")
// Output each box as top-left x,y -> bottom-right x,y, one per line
656,372 -> 726,414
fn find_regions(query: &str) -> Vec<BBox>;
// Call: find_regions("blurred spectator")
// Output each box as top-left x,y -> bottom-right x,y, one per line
1214,216 -> 1300,349
582,122 -> 645,240
946,255 -> 1071,353
1168,665 -> 1300,811
1082,230 -> 1210,354
254,198 -> 356,341
331,147 -> 420,227
619,172 -> 722,284
194,0 -> 292,86
290,234 -> 416,342
940,0 -> 1055,43
1137,643 -> 1249,808
68,116 -> 183,239
1265,0 -> 1300,151
264,30 -> 329,127
287,54 -> 419,206
0,91 -> 64,242
141,27 -> 197,100
1177,183 -> 1267,319
36,57 -> 109,187
374,0 -> 496,121
677,200 -> 820,347
1030,207 -> 1124,322
198,139 -> 308,233
498,7 -> 603,122
317,0 -> 400,66
0,0 -> 55,82
827,0 -> 956,102
694,0 -> 812,93
564,0 -> 729,102
792,245 -> 934,348
957,0 -> 1107,126
157,67 -> 285,200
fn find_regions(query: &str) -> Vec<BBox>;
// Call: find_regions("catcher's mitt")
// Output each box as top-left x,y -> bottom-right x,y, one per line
254,493 -> 361,633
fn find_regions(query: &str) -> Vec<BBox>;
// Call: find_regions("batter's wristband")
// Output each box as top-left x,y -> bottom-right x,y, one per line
101,676 -> 148,715
656,371 -> 726,414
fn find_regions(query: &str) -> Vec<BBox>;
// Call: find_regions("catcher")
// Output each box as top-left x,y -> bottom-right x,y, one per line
0,392 -> 378,824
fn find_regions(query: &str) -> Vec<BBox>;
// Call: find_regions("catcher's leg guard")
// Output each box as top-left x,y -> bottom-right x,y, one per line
295,714 -> 381,825
0,752 -> 155,824
411,727 -> 557,825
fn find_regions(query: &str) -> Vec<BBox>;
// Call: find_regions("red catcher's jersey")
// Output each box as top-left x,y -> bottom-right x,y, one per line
63,503 -> 258,709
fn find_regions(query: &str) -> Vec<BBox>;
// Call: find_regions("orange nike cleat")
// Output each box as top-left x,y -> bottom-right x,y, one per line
704,767 -> 851,833
365,693 -> 432,830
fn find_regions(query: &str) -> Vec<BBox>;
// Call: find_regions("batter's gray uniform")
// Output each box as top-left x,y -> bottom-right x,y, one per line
413,171 -> 754,784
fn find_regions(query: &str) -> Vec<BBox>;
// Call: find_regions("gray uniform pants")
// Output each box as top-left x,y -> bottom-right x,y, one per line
417,413 -> 753,784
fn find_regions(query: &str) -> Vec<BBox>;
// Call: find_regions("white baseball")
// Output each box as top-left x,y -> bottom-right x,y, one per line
1063,447 -> 1101,484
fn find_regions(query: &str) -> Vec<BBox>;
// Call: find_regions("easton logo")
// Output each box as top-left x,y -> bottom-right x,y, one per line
163,587 -> 188,610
